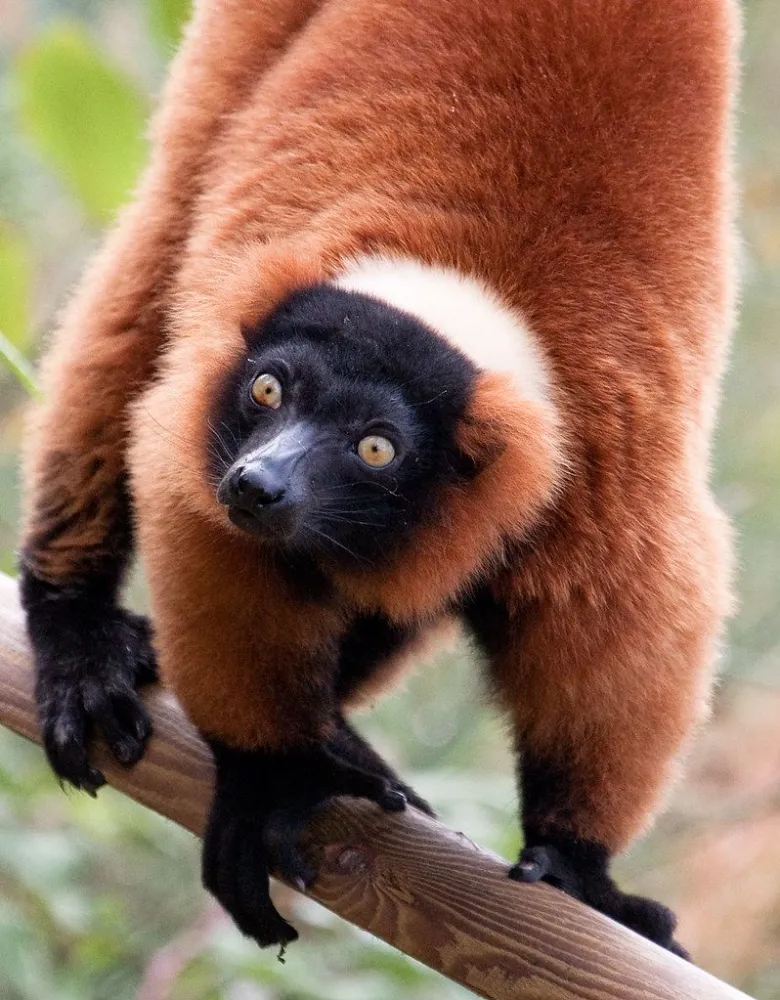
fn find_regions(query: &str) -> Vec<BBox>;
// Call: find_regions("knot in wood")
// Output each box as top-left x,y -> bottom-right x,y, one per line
332,844 -> 372,875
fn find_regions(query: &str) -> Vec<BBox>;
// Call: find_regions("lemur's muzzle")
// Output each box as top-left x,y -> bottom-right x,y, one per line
217,425 -> 311,538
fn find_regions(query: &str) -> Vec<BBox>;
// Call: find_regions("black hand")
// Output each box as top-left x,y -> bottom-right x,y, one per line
23,574 -> 157,794
203,739 -> 407,948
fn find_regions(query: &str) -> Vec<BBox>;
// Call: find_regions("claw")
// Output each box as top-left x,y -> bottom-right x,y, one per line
400,787 -> 435,817
669,940 -> 691,962
511,849 -> 549,882
380,788 -> 407,812
510,846 -> 557,884
110,735 -> 142,765
262,806 -> 319,889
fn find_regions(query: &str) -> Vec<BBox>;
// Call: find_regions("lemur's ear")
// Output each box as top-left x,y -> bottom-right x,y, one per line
454,370 -> 564,501
240,321 -> 260,346
232,243 -> 329,340
454,373 -> 517,478
454,414 -> 506,479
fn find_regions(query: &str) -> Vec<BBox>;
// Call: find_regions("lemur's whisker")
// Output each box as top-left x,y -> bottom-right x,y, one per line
317,481 -> 407,501
305,524 -> 373,565
141,406 -> 191,449
317,514 -> 385,527
319,506 -> 387,514
408,390 -> 449,407
207,419 -> 235,466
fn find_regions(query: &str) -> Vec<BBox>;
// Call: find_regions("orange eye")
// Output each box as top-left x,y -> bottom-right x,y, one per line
357,435 -> 395,468
251,373 -> 282,409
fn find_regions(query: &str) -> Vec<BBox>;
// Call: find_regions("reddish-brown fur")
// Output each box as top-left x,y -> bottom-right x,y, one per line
23,0 -> 738,854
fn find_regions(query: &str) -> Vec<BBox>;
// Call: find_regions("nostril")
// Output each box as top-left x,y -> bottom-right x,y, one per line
233,463 -> 287,509
256,484 -> 285,506
234,466 -> 248,495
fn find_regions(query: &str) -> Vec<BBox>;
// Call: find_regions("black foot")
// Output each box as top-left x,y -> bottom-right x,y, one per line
203,740 -> 407,949
23,573 -> 157,794
510,840 -> 689,959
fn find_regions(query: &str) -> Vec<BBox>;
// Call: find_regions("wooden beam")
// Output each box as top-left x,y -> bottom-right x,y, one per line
0,572 -> 751,1000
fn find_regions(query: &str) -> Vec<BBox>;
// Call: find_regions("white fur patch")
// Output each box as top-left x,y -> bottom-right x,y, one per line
334,256 -> 553,407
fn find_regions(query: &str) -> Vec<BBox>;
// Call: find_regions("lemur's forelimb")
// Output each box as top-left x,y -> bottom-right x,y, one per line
142,529 -> 430,946
21,0 -> 327,791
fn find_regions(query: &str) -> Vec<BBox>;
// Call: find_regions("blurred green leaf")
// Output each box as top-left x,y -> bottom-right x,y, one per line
0,225 -> 32,351
146,0 -> 192,51
14,23 -> 149,224
0,329 -> 39,397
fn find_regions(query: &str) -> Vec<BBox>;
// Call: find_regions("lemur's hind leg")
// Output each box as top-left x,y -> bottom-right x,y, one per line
512,843 -> 688,959
20,0 -> 327,792
511,753 -> 688,960
464,548 -> 723,959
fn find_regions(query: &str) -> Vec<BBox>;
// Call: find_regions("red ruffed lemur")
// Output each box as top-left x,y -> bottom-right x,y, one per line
19,0 -> 739,958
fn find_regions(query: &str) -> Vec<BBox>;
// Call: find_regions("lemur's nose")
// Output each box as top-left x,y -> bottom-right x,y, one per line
216,424 -> 312,515
232,463 -> 286,507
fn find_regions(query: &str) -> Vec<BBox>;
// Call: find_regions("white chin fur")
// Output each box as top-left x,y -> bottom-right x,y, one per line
333,255 -> 553,408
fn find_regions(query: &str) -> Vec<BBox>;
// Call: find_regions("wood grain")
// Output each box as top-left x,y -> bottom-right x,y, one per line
0,572 -> 751,1000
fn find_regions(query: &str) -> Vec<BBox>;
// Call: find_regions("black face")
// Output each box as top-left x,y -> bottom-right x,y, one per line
209,285 -> 478,569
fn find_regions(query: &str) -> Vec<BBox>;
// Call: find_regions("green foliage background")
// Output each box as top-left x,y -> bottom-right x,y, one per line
1,1 -> 779,997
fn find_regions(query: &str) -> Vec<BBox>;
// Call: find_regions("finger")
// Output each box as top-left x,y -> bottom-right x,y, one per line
110,690 -> 153,750
203,812 -> 241,907
398,785 -> 436,817
619,894 -> 677,944
320,751 -> 407,811
124,613 -> 159,686
234,826 -> 299,947
203,812 -> 298,949
82,679 -> 147,766
203,812 -> 263,939
378,788 -> 407,812
45,731 -> 106,795
41,688 -> 106,794
262,807 -> 318,890
669,940 -> 691,962
509,846 -> 553,883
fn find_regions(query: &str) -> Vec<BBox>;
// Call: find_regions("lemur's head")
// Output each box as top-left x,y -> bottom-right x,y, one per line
192,255 -> 562,613
211,284 -> 477,567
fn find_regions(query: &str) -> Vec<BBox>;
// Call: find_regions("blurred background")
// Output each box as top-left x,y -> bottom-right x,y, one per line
0,0 -> 778,997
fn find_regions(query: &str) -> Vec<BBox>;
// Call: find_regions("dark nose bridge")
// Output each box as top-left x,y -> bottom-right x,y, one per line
225,423 -> 311,510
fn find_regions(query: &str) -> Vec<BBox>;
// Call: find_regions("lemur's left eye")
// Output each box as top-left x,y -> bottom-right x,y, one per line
251,373 -> 282,409
357,435 -> 395,468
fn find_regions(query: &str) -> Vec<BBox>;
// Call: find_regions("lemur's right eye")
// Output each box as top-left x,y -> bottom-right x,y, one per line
357,435 -> 396,468
250,373 -> 282,409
